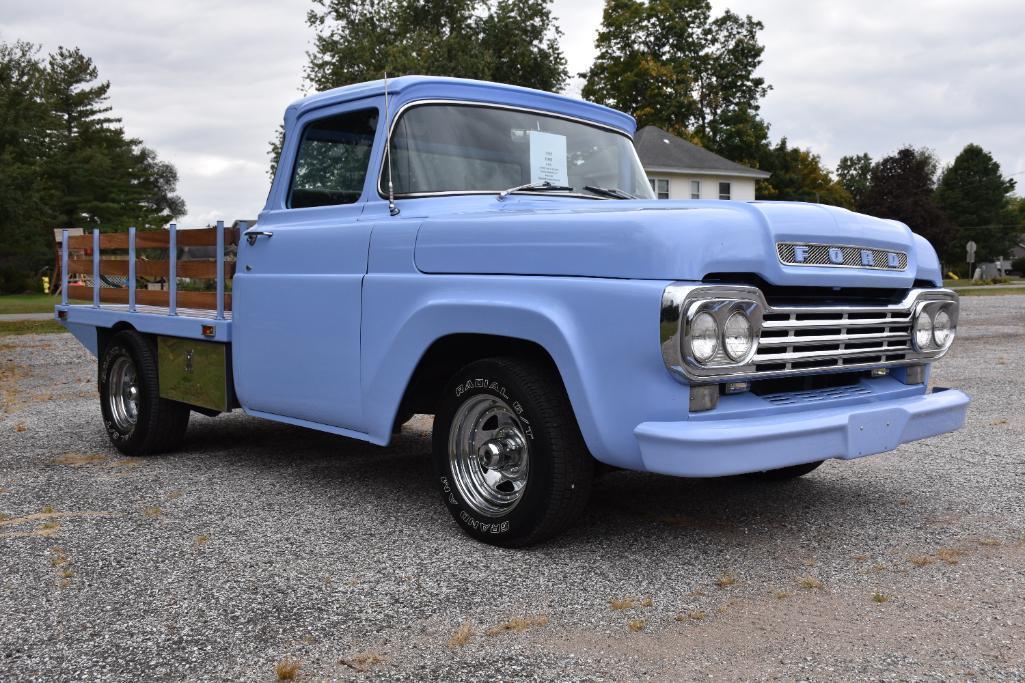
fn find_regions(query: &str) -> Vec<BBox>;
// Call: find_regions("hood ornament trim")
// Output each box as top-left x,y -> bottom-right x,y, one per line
777,242 -> 908,271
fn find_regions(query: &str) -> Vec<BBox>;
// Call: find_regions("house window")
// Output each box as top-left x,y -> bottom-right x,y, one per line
648,178 -> 670,199
690,180 -> 701,199
718,182 -> 731,200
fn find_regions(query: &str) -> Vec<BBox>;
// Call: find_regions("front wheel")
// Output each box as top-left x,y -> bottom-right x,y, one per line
99,330 -> 190,455
432,357 -> 593,547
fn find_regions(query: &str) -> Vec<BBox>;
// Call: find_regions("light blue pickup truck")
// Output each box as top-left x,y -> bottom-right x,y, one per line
56,76 -> 969,546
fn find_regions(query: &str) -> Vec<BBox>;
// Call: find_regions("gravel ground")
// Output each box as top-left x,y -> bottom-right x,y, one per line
1,295 -> 1023,682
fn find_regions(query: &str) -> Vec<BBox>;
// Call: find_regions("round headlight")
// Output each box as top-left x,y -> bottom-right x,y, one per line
913,310 -> 933,350
688,312 -> 719,363
932,309 -> 952,348
723,311 -> 754,361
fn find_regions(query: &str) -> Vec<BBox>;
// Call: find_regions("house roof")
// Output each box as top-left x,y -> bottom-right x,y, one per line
634,125 -> 770,179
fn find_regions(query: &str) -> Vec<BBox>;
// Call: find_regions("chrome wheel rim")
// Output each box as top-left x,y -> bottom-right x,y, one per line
448,394 -> 530,518
108,355 -> 139,433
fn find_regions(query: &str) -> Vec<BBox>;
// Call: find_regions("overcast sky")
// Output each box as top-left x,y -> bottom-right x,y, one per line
3,0 -> 1023,226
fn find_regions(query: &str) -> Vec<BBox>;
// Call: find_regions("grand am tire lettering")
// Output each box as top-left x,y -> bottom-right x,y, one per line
440,476 -> 457,505
459,511 -> 510,534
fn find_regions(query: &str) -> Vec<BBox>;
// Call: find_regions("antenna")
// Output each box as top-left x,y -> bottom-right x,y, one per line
384,72 -> 399,217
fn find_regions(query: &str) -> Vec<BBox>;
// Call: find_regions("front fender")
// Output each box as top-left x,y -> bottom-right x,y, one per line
911,232 -> 943,286
359,274 -> 684,467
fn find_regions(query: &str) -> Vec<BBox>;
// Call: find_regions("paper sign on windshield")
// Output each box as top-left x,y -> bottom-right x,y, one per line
529,131 -> 568,186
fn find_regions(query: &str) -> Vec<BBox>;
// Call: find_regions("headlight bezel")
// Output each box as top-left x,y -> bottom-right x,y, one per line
662,285 -> 766,379
912,299 -> 958,352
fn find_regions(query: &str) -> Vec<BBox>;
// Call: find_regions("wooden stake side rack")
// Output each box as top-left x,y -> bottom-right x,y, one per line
60,221 -> 241,318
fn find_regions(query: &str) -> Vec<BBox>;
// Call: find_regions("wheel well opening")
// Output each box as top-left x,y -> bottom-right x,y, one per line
97,321 -> 137,359
396,334 -> 560,423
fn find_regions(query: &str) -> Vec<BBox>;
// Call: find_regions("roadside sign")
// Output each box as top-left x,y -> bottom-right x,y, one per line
966,240 -> 977,262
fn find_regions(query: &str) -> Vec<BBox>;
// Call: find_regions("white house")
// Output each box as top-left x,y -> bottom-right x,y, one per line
634,125 -> 769,201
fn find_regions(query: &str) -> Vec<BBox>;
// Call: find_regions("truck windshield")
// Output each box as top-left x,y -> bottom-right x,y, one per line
385,103 -> 655,199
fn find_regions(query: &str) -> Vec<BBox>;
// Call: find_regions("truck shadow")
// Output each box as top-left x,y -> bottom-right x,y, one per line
176,410 -> 913,552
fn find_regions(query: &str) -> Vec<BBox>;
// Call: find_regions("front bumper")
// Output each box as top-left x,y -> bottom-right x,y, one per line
634,387 -> 969,477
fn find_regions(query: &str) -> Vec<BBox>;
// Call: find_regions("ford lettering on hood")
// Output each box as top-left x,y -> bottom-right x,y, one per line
413,198 -> 941,288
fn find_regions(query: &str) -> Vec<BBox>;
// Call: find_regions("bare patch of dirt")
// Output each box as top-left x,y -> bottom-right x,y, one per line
0,510 -> 115,539
55,453 -> 109,467
532,542 -> 1025,680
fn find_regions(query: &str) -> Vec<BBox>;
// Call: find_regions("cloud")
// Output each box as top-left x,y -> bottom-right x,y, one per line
714,0 -> 1025,178
2,0 -> 1022,227
2,0 -> 310,226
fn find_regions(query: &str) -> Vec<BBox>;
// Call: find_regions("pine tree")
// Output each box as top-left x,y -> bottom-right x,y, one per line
935,144 -> 1017,263
0,41 -> 185,292
0,40 -> 50,290
40,47 -> 185,232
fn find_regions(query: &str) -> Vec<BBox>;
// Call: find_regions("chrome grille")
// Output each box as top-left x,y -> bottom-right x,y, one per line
777,243 -> 908,270
754,304 -> 913,373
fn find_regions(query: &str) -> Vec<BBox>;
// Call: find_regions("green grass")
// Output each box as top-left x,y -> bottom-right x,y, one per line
0,320 -> 66,337
0,293 -> 59,315
943,278 -> 1024,288
956,287 -> 1025,297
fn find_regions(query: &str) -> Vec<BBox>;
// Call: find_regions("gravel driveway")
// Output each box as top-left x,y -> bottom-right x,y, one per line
1,295 -> 1023,682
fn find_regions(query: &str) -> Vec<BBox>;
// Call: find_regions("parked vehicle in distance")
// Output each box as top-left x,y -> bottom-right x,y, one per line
56,76 -> 969,546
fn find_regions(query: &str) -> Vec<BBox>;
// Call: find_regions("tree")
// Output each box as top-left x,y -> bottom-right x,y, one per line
272,0 -> 569,174
0,41 -> 185,292
836,153 -> 872,211
703,105 -> 769,169
756,138 -> 852,208
303,0 -> 566,92
40,47 -> 185,232
860,147 -> 952,255
935,143 -> 1017,263
581,0 -> 770,163
0,40 -> 51,290
1007,195 -> 1025,239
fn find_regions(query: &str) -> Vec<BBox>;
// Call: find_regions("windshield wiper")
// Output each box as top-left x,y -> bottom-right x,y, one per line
583,185 -> 636,200
497,181 -> 574,201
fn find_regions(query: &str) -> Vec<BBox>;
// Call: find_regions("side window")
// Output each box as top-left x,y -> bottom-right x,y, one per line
288,108 -> 378,209
690,180 -> 701,199
718,181 -> 731,200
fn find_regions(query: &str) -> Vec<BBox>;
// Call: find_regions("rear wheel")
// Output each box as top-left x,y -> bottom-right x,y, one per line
99,330 -> 189,455
432,357 -> 592,547
748,460 -> 824,481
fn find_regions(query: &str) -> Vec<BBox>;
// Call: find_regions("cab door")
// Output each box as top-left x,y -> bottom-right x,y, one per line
232,105 -> 380,431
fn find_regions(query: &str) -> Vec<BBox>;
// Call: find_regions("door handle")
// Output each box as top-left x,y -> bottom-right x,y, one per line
244,230 -> 273,246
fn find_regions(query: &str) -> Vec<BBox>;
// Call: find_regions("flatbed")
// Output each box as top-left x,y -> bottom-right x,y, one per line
56,223 -> 234,351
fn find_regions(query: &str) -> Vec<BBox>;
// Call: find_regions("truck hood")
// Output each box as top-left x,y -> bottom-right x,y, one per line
412,199 -> 941,288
